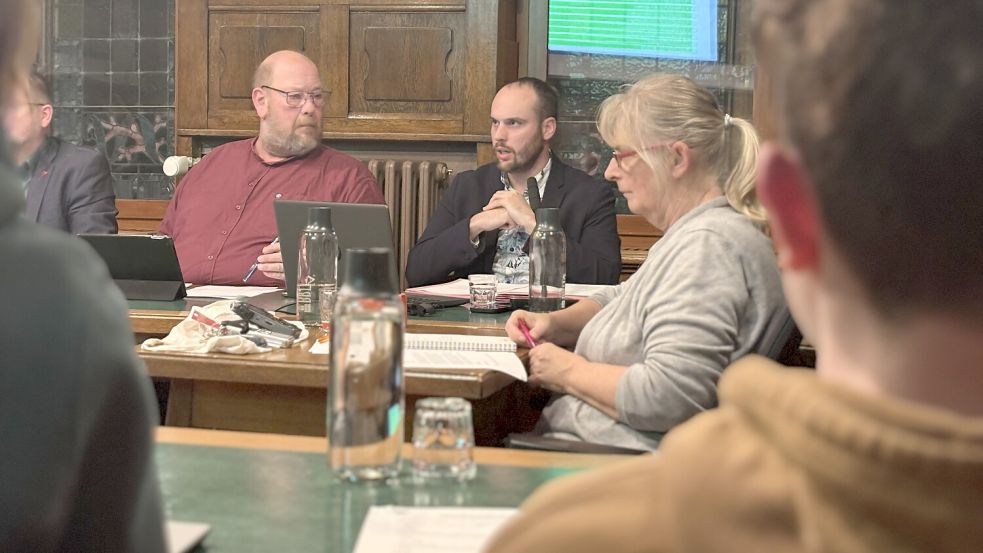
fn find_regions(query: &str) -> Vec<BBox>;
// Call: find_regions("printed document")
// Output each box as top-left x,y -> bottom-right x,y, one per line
186,285 -> 282,299
352,506 -> 517,553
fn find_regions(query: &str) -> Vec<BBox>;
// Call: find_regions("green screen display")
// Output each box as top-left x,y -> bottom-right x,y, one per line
549,0 -> 718,62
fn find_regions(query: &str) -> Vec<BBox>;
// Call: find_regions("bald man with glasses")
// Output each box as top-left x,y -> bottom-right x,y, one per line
159,50 -> 384,286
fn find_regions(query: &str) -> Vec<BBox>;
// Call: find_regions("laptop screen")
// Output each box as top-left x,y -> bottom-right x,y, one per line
274,200 -> 396,298
78,234 -> 187,300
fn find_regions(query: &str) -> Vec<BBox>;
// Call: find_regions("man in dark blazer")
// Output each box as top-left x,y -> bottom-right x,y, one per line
405,78 -> 620,287
2,70 -> 117,234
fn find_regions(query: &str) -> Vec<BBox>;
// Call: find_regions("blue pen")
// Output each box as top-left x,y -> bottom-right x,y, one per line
242,236 -> 279,282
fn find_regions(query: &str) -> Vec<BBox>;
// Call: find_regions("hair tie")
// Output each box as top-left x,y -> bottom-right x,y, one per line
723,114 -> 733,128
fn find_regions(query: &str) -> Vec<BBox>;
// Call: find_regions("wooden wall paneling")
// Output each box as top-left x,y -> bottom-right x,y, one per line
753,67 -> 777,140
617,214 -> 662,250
320,4 -> 350,119
177,0 -> 512,143
476,142 -> 496,167
363,27 -> 452,101
206,9 -> 320,129
176,0 -> 208,131
348,8 -> 465,125
461,0 -> 500,135
496,0 -> 518,84
116,199 -> 169,234
174,135 -> 194,158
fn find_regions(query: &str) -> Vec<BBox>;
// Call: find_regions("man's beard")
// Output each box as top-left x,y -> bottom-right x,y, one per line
262,123 -> 321,158
496,135 -> 545,175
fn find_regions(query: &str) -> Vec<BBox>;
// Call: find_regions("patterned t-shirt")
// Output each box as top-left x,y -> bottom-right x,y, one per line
491,159 -> 551,283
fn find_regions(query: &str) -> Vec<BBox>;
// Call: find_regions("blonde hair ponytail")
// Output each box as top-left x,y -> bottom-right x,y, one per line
722,115 -> 767,228
597,74 -> 769,233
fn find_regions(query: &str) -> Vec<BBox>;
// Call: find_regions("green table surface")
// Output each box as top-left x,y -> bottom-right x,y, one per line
159,442 -> 580,553
129,296 -> 513,325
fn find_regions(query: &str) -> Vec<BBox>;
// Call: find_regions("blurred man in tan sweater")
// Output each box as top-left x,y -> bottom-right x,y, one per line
484,1 -> 983,551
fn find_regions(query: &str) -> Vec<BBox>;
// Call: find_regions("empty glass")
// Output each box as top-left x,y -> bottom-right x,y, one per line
468,274 -> 497,309
412,397 -> 476,481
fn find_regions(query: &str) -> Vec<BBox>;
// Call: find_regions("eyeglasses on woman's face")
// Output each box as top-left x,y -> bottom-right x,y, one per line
610,143 -> 671,170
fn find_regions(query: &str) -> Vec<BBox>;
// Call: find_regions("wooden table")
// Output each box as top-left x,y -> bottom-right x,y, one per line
157,427 -> 628,553
132,301 -> 536,445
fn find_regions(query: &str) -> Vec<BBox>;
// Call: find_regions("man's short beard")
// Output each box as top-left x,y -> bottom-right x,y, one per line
261,128 -> 320,158
497,138 -> 546,175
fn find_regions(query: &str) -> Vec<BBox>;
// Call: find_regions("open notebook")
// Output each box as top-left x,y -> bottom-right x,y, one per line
309,333 -> 526,381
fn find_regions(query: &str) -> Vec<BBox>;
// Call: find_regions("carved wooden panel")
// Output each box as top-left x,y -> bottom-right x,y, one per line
349,10 -> 465,117
177,0 -> 514,141
362,26 -> 453,102
218,26 -> 307,98
206,10 -> 320,127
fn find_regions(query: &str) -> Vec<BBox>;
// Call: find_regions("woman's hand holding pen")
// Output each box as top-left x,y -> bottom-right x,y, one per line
505,310 -> 552,348
526,343 -> 586,394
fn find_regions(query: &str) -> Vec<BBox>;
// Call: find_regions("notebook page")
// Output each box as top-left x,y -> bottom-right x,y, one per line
405,333 -> 517,352
403,350 -> 527,382
352,506 -> 518,553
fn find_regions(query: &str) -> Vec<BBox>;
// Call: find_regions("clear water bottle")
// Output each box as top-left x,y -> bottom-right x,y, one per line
529,207 -> 566,312
297,207 -> 339,327
328,247 -> 404,481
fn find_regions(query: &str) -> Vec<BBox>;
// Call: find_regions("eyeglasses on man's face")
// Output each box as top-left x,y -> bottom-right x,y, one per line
261,85 -> 326,108
611,143 -> 671,170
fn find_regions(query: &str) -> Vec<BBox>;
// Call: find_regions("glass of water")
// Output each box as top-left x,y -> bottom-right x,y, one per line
412,397 -> 476,481
468,274 -> 497,310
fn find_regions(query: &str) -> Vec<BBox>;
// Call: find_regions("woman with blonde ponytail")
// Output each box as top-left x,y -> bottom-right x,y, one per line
503,73 -> 788,452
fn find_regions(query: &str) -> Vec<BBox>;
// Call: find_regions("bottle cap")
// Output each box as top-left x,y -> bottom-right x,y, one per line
306,206 -> 332,229
339,247 -> 399,296
534,207 -> 561,229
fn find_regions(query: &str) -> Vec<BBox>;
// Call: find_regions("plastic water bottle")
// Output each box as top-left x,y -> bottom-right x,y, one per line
297,207 -> 339,327
328,247 -> 404,481
529,207 -> 566,312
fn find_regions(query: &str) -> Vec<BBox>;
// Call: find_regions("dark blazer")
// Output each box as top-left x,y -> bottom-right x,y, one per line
405,155 -> 621,286
25,137 -> 118,234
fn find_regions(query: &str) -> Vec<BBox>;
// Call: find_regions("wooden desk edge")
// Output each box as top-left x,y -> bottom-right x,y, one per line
130,309 -> 188,335
156,427 -> 631,470
130,310 -> 505,338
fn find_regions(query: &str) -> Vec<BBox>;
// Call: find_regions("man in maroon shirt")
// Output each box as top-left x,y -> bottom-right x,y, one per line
159,50 -> 384,286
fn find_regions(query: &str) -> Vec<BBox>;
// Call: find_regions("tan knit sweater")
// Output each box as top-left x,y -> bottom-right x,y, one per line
485,355 -> 983,553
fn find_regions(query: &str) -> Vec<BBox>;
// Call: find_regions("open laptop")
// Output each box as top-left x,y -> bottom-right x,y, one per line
274,200 -> 397,298
79,234 -> 187,301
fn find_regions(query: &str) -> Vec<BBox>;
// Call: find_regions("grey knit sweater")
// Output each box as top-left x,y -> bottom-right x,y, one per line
537,197 -> 788,451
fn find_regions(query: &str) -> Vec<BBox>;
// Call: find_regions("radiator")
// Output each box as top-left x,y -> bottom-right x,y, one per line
365,160 -> 451,288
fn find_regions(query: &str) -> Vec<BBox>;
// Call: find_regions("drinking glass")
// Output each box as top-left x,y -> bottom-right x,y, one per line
468,274 -> 497,310
411,397 -> 476,481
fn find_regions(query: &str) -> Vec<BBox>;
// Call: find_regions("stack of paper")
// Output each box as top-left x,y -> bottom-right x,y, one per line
405,279 -> 615,300
185,285 -> 283,299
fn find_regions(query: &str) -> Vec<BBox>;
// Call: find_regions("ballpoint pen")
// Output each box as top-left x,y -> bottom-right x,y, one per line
517,318 -> 538,348
242,236 -> 279,282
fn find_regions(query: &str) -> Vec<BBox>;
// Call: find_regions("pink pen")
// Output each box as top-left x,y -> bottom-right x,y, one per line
517,318 -> 537,348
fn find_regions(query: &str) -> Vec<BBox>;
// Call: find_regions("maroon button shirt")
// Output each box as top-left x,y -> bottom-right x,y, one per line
159,139 -> 385,286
